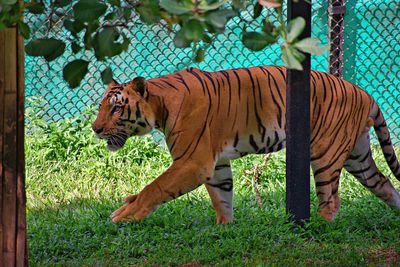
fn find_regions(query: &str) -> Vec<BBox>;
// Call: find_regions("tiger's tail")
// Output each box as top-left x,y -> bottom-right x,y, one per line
372,102 -> 400,181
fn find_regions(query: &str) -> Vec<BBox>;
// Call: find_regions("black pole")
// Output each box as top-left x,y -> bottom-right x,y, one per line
329,0 -> 346,78
285,0 -> 311,225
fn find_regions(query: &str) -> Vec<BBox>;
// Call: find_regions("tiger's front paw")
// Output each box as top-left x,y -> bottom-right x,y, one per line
123,194 -> 138,204
216,214 -> 233,225
111,196 -> 151,223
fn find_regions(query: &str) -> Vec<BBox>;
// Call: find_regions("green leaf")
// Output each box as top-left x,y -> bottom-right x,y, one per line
198,0 -> 229,11
120,33 -> 130,51
183,19 -> 204,41
290,46 -> 305,62
72,20 -> 84,32
206,9 -> 236,29
194,48 -> 205,62
93,28 -> 119,59
204,22 -> 217,34
83,27 -> 92,49
159,0 -> 193,15
242,31 -> 276,51
101,67 -> 113,84
262,18 -> 274,33
1,3 -> 21,27
281,46 -> 303,70
64,19 -> 85,36
45,45 -> 65,61
136,0 -> 161,24
25,1 -> 45,14
173,29 -> 191,48
73,0 -> 107,22
232,0 -> 245,9
63,19 -> 73,32
104,12 -> 117,21
87,21 -> 99,33
54,0 -> 72,7
287,17 -> 305,43
81,21 -> 100,50
123,9 -> 131,20
25,38 -> 66,62
253,3 -> 263,19
18,21 -> 30,39
92,28 -> 129,60
71,42 -> 81,54
294,37 -> 329,55
63,59 -> 89,88
1,0 -> 17,4
108,0 -> 120,6
202,33 -> 212,44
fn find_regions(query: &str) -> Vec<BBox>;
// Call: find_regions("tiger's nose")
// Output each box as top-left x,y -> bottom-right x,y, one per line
92,125 -> 104,134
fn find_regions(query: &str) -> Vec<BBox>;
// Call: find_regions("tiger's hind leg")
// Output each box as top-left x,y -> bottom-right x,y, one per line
311,143 -> 351,221
311,163 -> 345,221
205,159 -> 234,224
344,129 -> 400,209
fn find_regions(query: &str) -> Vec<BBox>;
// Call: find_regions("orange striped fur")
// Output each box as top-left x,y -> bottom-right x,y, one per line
92,66 -> 400,224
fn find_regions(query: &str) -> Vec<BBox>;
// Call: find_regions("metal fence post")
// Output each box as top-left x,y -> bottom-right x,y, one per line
286,0 -> 311,225
329,0 -> 346,78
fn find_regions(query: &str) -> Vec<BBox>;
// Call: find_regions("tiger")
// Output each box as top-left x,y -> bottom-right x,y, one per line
92,66 -> 400,224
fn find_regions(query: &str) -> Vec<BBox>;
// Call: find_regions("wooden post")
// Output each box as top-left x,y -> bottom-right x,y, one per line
286,0 -> 311,225
0,24 -> 28,267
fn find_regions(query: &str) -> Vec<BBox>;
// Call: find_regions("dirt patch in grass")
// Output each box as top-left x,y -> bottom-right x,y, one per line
368,248 -> 400,266
179,262 -> 202,267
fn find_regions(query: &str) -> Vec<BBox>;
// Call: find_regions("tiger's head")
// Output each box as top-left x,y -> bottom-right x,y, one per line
92,77 -> 155,151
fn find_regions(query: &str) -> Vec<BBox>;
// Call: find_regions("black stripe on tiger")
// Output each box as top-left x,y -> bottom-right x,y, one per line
161,79 -> 180,91
313,139 -> 352,177
173,70 -> 212,161
315,174 -> 340,187
206,179 -> 233,192
233,132 -> 239,147
175,73 -> 191,94
215,164 -> 230,170
249,134 -> 259,152
232,70 -> 242,101
265,69 -> 283,128
219,70 -> 232,117
135,102 -> 141,118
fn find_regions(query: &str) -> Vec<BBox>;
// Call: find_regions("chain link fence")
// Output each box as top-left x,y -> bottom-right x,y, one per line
24,0 -> 400,143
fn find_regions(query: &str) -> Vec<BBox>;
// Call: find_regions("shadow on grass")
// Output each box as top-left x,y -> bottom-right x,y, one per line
27,193 -> 400,266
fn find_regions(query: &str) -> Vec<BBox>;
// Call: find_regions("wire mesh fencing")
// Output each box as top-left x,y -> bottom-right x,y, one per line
24,1 -> 400,144
342,0 -> 400,142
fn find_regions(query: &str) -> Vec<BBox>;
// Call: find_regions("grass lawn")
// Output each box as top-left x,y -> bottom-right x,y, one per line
26,110 -> 400,266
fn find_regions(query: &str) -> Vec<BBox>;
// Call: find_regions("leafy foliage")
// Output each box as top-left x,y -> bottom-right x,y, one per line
0,0 -> 21,31
25,38 -> 66,61
1,0 -> 328,87
62,59 -> 89,88
101,66 -> 113,84
73,0 -> 107,22
242,31 -> 276,51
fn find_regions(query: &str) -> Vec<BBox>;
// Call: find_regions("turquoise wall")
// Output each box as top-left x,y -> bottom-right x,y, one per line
24,1 -> 399,142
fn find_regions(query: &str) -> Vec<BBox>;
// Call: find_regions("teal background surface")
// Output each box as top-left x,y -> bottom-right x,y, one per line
24,1 -> 399,143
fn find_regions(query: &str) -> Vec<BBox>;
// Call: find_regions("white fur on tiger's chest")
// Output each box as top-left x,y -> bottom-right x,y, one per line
218,131 -> 286,161
219,139 -> 255,160
219,146 -> 242,160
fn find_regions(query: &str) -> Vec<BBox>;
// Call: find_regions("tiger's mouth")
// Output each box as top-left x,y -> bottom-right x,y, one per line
106,131 -> 128,151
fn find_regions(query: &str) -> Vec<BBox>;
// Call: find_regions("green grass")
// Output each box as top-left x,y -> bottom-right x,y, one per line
26,109 -> 400,266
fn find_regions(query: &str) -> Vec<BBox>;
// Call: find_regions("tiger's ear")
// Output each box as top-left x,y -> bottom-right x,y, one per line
129,77 -> 148,98
108,79 -> 119,87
